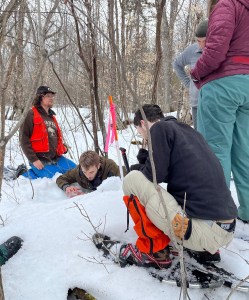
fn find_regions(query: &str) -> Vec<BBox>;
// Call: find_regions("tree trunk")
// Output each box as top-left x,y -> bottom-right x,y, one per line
87,1 -> 106,148
0,268 -> 5,300
0,142 -> 6,198
118,0 -> 128,116
152,0 -> 166,104
9,0 -> 25,120
90,88 -> 99,153
162,1 -> 179,111
108,0 -> 117,100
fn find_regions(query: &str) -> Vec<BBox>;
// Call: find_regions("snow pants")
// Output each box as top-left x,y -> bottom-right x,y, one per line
123,171 -> 234,254
22,156 -> 76,179
197,75 -> 249,221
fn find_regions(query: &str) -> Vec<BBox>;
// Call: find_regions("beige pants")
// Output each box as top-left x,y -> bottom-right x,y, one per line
123,171 -> 234,254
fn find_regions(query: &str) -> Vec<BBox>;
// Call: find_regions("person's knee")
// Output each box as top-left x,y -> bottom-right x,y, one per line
123,170 -> 143,194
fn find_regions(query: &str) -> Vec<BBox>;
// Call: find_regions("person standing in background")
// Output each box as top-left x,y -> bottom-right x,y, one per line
191,0 -> 249,223
173,20 -> 208,129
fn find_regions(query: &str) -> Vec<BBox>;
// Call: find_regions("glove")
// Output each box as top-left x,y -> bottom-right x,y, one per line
130,163 -> 144,171
137,149 -> 149,164
172,213 -> 192,240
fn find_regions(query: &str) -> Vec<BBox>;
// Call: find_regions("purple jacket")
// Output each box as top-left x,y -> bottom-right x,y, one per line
191,0 -> 249,89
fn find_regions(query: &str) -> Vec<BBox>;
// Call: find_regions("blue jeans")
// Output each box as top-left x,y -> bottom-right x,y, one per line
197,75 -> 249,220
22,156 -> 76,179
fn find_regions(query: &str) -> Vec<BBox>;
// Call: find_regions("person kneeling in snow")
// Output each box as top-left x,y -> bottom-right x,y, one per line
119,104 -> 237,269
56,150 -> 121,198
18,86 -> 76,179
0,236 -> 23,266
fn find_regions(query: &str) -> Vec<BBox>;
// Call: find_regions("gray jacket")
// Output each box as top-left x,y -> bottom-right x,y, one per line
173,43 -> 202,108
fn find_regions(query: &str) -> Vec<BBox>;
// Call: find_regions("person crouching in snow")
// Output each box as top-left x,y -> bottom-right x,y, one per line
18,86 -> 76,179
119,104 -> 237,269
56,150 -> 121,198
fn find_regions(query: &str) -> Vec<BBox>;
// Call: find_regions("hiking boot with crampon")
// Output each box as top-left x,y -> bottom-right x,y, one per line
119,243 -> 172,269
0,236 -> 23,266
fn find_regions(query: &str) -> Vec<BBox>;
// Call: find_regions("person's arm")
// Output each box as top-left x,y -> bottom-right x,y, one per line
56,167 -> 79,191
19,110 -> 39,163
105,159 -> 121,177
130,148 -> 149,171
173,45 -> 194,88
141,122 -> 171,183
191,2 -> 235,81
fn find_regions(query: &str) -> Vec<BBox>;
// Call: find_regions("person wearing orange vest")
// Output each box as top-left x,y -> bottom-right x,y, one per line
19,86 -> 76,179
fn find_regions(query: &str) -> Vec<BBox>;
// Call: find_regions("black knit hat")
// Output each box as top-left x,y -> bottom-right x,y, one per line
36,86 -> 56,95
195,19 -> 208,38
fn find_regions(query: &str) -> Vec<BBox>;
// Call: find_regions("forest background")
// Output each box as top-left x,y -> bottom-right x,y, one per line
0,0 -> 207,168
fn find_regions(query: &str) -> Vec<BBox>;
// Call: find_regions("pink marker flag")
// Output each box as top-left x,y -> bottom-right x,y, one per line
104,97 -> 117,152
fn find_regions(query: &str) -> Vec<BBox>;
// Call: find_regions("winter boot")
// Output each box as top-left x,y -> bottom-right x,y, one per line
15,164 -> 28,178
119,243 -> 172,269
187,249 -> 221,264
0,236 -> 23,266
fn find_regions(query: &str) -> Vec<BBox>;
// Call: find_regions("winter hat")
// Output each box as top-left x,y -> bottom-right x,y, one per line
195,19 -> 208,38
36,86 -> 56,95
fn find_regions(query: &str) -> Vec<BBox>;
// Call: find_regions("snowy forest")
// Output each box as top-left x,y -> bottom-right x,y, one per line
3,1 -> 249,300
0,0 -> 207,166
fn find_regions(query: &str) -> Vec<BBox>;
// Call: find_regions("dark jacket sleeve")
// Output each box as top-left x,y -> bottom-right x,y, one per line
137,148 -> 149,164
130,148 -> 148,171
56,167 -> 79,190
173,44 -> 194,88
19,110 -> 39,163
191,1 -> 235,81
130,163 -> 144,171
141,122 -> 171,183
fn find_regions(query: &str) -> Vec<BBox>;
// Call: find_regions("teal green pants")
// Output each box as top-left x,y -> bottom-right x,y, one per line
197,75 -> 249,221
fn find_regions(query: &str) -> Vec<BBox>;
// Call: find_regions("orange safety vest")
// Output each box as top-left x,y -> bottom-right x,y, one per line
30,107 -> 66,156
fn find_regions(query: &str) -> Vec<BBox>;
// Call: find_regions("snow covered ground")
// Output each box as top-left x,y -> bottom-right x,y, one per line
1,108 -> 249,300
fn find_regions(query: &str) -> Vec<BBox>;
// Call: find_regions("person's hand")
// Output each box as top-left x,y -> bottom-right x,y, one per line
33,160 -> 44,170
172,213 -> 190,240
65,186 -> 84,198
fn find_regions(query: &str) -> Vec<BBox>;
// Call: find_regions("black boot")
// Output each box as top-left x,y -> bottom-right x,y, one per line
0,236 -> 23,266
15,164 -> 28,178
187,249 -> 221,264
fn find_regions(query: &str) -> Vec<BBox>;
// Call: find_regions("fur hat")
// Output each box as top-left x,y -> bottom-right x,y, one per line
195,19 -> 208,38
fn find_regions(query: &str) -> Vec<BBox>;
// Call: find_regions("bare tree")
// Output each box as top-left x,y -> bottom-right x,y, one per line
152,0 -> 166,104
69,0 -> 106,154
8,1 -> 27,120
0,0 -> 63,297
162,0 -> 180,111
